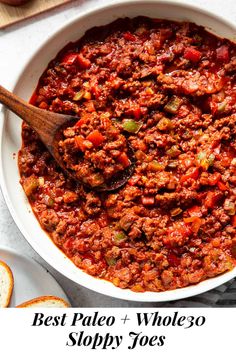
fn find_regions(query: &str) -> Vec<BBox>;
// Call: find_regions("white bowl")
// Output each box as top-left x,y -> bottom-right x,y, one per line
1,0 -> 236,302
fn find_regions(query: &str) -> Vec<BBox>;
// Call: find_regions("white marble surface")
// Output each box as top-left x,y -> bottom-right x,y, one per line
0,0 -> 236,307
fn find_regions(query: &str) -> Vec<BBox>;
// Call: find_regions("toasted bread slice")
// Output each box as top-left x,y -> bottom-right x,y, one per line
0,260 -> 14,308
16,295 -> 70,308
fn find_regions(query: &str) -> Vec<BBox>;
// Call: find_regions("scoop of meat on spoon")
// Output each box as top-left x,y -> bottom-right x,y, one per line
0,84 -> 135,192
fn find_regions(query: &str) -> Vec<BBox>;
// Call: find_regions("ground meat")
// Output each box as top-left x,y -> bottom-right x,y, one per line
225,57 -> 236,73
119,211 -> 139,231
38,209 -> 59,231
83,192 -> 101,215
58,113 -> 131,188
19,17 -> 236,293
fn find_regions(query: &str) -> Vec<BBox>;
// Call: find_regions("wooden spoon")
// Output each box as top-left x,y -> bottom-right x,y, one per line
0,0 -> 31,6
0,85 -> 135,191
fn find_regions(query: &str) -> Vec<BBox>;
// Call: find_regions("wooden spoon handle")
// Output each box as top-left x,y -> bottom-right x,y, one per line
0,84 -> 55,142
0,84 -> 37,126
0,84 -> 74,152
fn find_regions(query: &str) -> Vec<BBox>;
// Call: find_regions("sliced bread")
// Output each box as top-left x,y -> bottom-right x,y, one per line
0,260 -> 14,308
16,295 -> 70,308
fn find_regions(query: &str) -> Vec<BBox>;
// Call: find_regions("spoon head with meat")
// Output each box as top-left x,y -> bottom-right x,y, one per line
51,114 -> 136,192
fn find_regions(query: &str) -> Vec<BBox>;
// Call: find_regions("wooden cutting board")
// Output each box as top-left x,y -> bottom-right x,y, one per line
0,0 -> 75,29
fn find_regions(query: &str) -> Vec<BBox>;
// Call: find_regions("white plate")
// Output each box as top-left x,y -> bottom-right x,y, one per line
0,246 -> 70,307
1,0 -> 236,302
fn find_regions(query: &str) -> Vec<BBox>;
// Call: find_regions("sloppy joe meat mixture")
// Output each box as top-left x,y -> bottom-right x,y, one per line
19,17 -> 236,292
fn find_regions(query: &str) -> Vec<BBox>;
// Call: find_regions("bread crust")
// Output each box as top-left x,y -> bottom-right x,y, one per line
16,295 -> 70,308
0,260 -> 14,308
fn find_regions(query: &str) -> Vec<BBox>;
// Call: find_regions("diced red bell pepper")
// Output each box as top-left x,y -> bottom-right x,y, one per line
216,45 -> 229,62
141,196 -> 155,206
217,181 -> 228,191
87,130 -> 104,147
204,191 -> 222,209
74,136 -> 86,152
29,91 -> 38,105
77,54 -> 91,69
231,215 -> 236,228
126,105 -> 141,120
184,47 -> 202,63
167,253 -> 180,267
187,205 -> 202,217
210,138 -> 221,150
118,152 -> 131,167
123,32 -> 136,41
62,53 -> 91,69
180,167 -> 199,184
90,78 -> 100,99
62,53 -> 78,65
164,225 -> 192,247
132,106 -> 141,120
143,263 -> 152,272
74,118 -> 86,129
84,101 -> 95,112
184,216 -> 202,233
